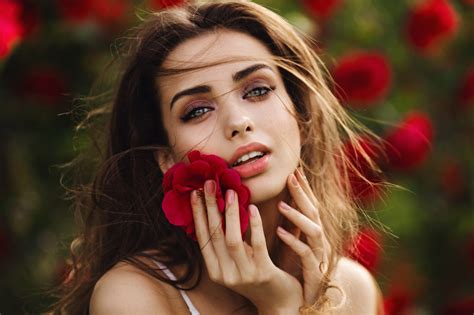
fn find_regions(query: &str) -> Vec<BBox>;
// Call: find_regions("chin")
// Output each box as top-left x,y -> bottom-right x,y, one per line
244,173 -> 287,205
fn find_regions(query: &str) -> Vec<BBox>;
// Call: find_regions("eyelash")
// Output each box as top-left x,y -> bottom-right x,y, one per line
179,85 -> 276,122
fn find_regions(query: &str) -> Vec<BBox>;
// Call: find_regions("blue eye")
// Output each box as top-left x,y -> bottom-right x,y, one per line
180,104 -> 214,122
179,85 -> 276,122
244,85 -> 275,99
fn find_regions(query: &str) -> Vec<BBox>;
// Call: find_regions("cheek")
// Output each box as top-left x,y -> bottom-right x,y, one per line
168,126 -> 216,159
271,106 -> 300,140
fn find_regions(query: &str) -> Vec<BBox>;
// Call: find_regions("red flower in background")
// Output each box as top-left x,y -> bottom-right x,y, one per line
57,0 -> 94,23
383,285 -> 414,315
151,0 -> 187,10
439,157 -> 467,200
17,67 -> 68,106
405,0 -> 459,54
162,150 -> 251,240
384,111 -> 433,171
332,52 -> 392,107
57,0 -> 129,27
18,0 -> 41,38
346,228 -> 382,273
0,0 -> 23,59
301,0 -> 343,20
441,295 -> 474,315
459,66 -> 474,110
92,0 -> 129,27
343,135 -> 385,205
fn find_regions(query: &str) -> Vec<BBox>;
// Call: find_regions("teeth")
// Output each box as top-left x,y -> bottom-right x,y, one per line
233,151 -> 265,167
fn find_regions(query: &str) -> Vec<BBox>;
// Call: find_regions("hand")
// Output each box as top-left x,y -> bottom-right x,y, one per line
190,180 -> 303,313
276,167 -> 332,306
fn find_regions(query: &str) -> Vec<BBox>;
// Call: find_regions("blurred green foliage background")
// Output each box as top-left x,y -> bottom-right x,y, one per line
0,0 -> 473,314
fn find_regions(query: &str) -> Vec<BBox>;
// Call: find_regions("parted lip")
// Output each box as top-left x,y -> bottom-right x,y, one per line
228,142 -> 270,167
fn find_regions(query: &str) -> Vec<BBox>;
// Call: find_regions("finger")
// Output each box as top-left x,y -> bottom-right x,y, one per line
287,199 -> 301,239
295,169 -> 333,260
276,226 -> 320,265
288,173 -> 321,224
203,180 -> 236,274
190,189 -> 220,277
278,201 -> 325,260
248,204 -> 271,266
296,167 -> 319,206
276,226 -> 321,303
224,190 -> 252,276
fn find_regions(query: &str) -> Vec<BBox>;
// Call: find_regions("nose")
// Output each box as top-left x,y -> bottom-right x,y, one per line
224,105 -> 255,139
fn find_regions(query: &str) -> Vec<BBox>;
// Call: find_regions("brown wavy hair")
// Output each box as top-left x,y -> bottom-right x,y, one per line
48,0 -> 391,313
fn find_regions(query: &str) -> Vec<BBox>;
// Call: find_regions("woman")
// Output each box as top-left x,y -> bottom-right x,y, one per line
51,0 -> 387,314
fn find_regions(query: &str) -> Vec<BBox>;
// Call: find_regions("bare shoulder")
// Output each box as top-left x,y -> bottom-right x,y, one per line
89,261 -> 174,315
328,256 -> 383,315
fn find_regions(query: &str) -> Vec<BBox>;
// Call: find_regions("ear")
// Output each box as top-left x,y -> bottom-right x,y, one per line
153,149 -> 176,174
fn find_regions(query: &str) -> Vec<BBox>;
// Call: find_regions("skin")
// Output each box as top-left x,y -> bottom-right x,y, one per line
155,29 -> 329,313
89,29 -> 382,315
156,29 -> 305,258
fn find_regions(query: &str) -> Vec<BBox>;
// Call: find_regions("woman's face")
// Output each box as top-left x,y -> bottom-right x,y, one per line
156,29 -> 301,204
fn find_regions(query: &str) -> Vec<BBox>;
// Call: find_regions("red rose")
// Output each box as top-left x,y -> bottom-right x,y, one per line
384,111 -> 433,171
405,0 -> 459,54
57,0 -> 94,23
332,52 -> 392,107
346,228 -> 382,273
383,286 -> 414,315
151,0 -> 186,10
162,150 -> 251,240
16,0 -> 41,39
301,0 -> 343,20
57,0 -> 128,27
441,295 -> 474,315
92,1 -> 130,29
17,66 -> 68,106
459,66 -> 474,110
0,0 -> 23,59
343,135 -> 385,205
439,157 -> 467,200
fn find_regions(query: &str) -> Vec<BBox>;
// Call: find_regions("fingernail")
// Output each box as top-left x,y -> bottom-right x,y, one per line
191,190 -> 198,203
297,166 -> 306,179
277,226 -> 289,235
290,174 -> 298,187
249,205 -> 258,217
226,189 -> 235,204
279,201 -> 291,211
205,180 -> 215,194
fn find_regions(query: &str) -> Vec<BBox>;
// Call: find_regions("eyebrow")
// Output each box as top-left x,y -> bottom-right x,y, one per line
169,63 -> 274,110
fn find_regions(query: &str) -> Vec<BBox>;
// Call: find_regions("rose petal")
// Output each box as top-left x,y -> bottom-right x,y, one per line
239,205 -> 249,235
236,185 -> 251,205
163,162 -> 185,192
220,168 -> 242,189
202,154 -> 229,172
187,150 -> 202,163
174,184 -> 194,194
173,160 -> 211,188
162,191 -> 193,226
162,150 -> 252,240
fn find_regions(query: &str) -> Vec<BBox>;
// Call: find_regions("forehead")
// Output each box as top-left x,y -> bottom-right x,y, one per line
160,29 -> 275,74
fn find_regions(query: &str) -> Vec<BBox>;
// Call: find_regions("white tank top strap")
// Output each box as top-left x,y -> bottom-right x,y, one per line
154,260 -> 200,315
